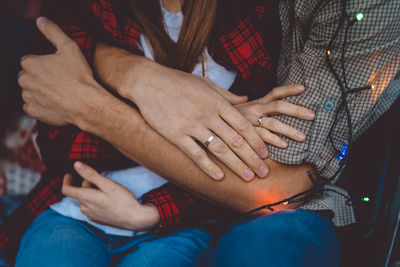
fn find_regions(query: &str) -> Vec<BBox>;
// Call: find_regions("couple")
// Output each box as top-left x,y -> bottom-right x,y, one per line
5,0 -> 400,266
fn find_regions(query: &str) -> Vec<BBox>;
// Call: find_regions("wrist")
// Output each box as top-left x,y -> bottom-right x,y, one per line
73,83 -> 113,132
126,203 -> 161,231
117,55 -> 155,101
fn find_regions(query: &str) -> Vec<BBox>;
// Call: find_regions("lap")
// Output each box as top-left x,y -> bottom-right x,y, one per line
16,209 -> 111,267
213,209 -> 339,267
116,227 -> 213,267
16,209 -> 213,267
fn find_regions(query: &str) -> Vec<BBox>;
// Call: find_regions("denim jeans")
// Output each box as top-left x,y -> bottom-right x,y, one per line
15,209 -> 213,267
16,209 -> 338,266
213,209 -> 339,267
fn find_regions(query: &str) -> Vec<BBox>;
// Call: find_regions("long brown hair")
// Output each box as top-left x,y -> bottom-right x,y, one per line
127,0 -> 218,73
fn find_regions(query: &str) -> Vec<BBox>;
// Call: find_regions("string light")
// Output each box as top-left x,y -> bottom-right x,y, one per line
362,197 -> 370,203
355,12 -> 364,22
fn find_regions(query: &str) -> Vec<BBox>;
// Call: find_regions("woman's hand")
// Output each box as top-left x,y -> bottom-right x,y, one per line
62,161 -> 160,231
236,84 -> 316,148
116,56 -> 270,182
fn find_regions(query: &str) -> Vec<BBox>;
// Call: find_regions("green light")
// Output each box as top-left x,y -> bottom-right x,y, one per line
362,197 -> 370,202
355,12 -> 364,22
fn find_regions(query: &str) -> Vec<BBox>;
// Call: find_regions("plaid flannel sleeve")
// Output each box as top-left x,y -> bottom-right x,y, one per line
142,183 -> 224,231
269,0 -> 400,180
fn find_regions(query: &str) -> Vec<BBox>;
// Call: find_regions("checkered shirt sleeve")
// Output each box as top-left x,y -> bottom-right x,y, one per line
269,0 -> 400,179
142,184 -> 223,230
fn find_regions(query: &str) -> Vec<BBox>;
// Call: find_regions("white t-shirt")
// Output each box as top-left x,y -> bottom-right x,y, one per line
51,6 -> 237,237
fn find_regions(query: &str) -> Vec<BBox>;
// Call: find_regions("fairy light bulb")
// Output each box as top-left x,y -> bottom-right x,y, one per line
355,12 -> 364,22
362,196 -> 370,203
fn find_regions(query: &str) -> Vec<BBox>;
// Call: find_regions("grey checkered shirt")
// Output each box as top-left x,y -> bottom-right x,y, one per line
269,0 -> 400,226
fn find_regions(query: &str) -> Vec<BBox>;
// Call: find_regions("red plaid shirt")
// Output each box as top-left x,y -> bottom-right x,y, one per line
0,0 -> 281,256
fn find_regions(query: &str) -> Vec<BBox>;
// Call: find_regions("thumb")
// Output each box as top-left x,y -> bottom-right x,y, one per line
73,162 -> 111,191
36,17 -> 73,50
214,86 -> 248,104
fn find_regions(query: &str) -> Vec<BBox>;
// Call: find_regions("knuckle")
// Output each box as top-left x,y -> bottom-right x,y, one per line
231,134 -> 245,148
191,148 -> 206,161
236,119 -> 251,133
61,186 -> 67,196
80,206 -> 88,215
266,118 -> 278,128
22,104 -> 30,114
17,75 -> 25,88
21,90 -> 28,102
270,87 -> 279,98
20,55 -> 29,67
213,140 -> 228,154
253,138 -> 266,149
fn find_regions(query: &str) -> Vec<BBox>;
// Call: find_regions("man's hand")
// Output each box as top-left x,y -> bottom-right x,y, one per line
236,84 -> 316,148
124,65 -> 270,181
62,161 -> 160,231
19,17 -> 104,127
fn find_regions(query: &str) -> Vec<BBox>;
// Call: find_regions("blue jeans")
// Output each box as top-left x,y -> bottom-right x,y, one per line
213,209 -> 339,267
16,209 -> 338,266
15,209 -> 213,267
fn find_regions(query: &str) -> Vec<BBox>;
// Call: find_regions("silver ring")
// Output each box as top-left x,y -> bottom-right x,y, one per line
205,135 -> 215,147
257,116 -> 265,127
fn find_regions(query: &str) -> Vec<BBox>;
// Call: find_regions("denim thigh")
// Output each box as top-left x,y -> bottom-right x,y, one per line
16,209 -> 111,267
213,209 -> 339,267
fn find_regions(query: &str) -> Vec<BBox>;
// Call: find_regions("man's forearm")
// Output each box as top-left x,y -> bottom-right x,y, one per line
77,82 -> 314,214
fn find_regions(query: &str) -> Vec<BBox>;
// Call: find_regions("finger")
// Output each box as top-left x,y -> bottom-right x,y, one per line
261,84 -> 305,102
61,173 -> 93,200
20,55 -> 41,72
260,117 -> 306,142
260,101 -> 315,120
219,105 -> 269,159
194,129 -> 256,181
73,162 -> 114,191
81,180 -> 94,188
210,120 -> 269,179
17,70 -> 31,90
213,86 -> 248,105
177,137 -> 225,180
36,17 -> 73,50
256,128 -> 288,148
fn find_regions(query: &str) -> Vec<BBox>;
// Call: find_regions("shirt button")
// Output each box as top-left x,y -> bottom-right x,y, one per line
325,101 -> 335,112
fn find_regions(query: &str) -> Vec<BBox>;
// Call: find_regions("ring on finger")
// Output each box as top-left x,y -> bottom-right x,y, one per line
257,115 -> 267,127
205,135 -> 215,147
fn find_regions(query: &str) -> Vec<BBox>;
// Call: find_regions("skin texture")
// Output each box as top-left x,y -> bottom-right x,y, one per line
19,17 -> 316,230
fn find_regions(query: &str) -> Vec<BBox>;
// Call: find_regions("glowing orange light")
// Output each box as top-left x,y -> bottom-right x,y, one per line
283,201 -> 289,205
327,50 -> 332,56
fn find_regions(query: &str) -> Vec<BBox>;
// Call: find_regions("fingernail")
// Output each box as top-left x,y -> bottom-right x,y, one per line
296,132 -> 306,140
259,166 -> 269,177
306,112 -> 315,119
281,141 -> 288,147
259,148 -> 269,158
75,162 -> 85,170
296,85 -> 305,92
215,171 -> 224,180
244,169 -> 255,181
37,17 -> 48,27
